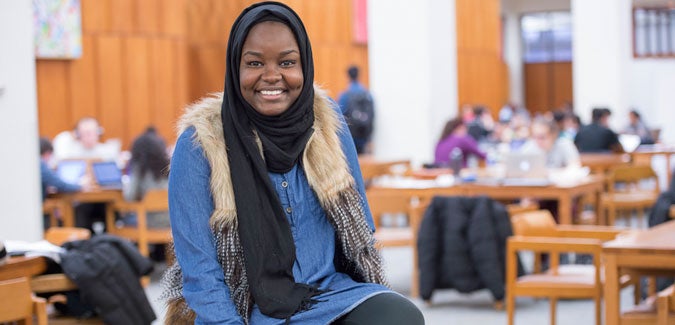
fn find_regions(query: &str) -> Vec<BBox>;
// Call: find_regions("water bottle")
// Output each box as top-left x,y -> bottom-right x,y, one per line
450,147 -> 463,176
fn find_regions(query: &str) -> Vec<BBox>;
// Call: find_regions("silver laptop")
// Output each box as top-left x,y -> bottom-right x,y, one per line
501,152 -> 550,186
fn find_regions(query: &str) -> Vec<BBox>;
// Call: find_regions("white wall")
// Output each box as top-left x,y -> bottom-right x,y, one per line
501,0 -> 571,107
572,0 -> 632,129
368,0 -> 457,166
628,59 -> 675,144
0,1 -> 42,241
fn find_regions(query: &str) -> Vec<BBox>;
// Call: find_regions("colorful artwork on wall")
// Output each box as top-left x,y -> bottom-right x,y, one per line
33,0 -> 82,59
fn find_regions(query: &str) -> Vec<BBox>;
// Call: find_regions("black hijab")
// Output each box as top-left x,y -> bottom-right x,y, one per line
220,1 -> 320,320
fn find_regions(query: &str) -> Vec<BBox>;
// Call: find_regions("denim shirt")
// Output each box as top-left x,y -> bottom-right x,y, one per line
169,113 -> 384,324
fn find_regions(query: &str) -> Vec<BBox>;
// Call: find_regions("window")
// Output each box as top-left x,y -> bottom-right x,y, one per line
633,7 -> 675,58
521,12 -> 572,63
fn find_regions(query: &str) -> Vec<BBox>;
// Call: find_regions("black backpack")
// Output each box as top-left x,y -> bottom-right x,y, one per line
344,90 -> 375,140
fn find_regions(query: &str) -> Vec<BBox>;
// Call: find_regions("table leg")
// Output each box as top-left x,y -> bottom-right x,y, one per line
61,199 -> 75,227
604,254 -> 620,325
666,154 -> 672,187
595,189 -> 603,226
558,195 -> 572,225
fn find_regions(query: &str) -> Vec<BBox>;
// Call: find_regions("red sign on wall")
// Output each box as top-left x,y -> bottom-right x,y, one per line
353,0 -> 368,44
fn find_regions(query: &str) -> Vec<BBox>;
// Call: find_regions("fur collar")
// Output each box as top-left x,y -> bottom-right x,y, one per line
176,85 -> 355,227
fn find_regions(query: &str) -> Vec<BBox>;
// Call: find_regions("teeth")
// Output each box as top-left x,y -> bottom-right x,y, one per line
260,90 -> 282,96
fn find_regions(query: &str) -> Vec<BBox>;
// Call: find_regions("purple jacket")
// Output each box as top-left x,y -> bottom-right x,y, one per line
434,135 -> 487,166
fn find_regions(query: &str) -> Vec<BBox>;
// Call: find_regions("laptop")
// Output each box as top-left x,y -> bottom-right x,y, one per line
91,161 -> 123,189
56,160 -> 87,185
501,152 -> 550,186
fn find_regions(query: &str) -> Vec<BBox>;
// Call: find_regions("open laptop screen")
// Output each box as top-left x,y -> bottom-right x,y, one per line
56,160 -> 87,185
91,161 -> 122,187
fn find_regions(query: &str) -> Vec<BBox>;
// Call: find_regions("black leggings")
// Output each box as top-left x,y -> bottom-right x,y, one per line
333,293 -> 424,325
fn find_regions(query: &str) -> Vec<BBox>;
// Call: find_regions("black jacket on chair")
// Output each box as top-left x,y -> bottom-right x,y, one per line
61,234 -> 156,325
417,195 -> 514,301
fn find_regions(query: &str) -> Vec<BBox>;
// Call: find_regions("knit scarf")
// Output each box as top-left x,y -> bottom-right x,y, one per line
221,2 -> 320,320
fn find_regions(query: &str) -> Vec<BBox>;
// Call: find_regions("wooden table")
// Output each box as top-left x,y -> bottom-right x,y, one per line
371,173 -> 605,225
358,156 -> 411,184
51,189 -> 123,227
603,220 -> 675,324
0,256 -> 47,281
630,144 -> 675,186
580,153 -> 631,176
461,175 -> 605,225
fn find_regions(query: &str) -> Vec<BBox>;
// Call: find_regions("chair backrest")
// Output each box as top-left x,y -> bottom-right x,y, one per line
366,189 -> 417,229
510,210 -> 558,237
44,227 -> 91,246
140,188 -> 169,212
0,277 -> 35,323
608,165 -> 660,193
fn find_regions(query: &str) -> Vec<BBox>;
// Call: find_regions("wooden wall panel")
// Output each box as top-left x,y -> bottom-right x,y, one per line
552,62 -> 573,110
124,37 -> 151,142
524,63 -> 549,113
136,0 -> 161,34
161,0 -> 186,37
149,39 -> 178,142
110,0 -> 135,33
188,46 -> 227,98
456,0 -> 508,117
81,0 -> 109,33
37,0 -> 365,148
36,62 -> 70,137
96,36 -> 127,145
524,62 -> 573,114
68,35 -> 98,122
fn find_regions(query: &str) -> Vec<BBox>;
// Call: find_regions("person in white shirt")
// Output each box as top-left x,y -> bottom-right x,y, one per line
519,116 -> 580,169
52,117 -> 120,163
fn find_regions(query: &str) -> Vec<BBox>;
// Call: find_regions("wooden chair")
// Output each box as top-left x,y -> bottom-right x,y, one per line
600,165 -> 660,226
0,277 -> 48,325
29,227 -> 98,323
366,188 -> 427,297
107,189 -> 171,259
44,227 -> 91,246
32,227 -> 91,295
358,157 -> 411,186
621,284 -> 675,325
506,201 -> 540,217
506,210 -> 629,325
42,198 -> 65,228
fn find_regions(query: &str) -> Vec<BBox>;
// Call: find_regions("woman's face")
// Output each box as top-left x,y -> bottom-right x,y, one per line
240,21 -> 303,116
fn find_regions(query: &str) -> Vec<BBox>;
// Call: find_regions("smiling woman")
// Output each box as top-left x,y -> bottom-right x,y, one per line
239,21 -> 304,116
161,2 -> 423,325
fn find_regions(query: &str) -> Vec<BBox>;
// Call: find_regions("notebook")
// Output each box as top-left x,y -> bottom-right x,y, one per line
501,152 -> 550,186
56,160 -> 87,185
91,161 -> 123,189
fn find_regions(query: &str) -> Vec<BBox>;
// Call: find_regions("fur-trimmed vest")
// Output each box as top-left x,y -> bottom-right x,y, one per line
162,86 -> 387,324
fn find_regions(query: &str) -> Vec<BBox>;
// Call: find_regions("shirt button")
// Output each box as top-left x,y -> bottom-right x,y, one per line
281,181 -> 288,188
286,207 -> 292,213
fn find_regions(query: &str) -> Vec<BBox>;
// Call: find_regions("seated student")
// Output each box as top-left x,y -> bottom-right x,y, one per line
40,137 -> 83,228
622,109 -> 654,145
434,117 -> 487,167
52,117 -> 120,163
119,127 -> 170,229
466,106 -> 494,143
574,107 -> 624,153
52,117 -> 120,232
40,137 -> 83,200
519,116 -> 580,169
